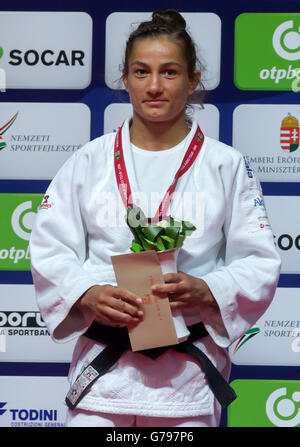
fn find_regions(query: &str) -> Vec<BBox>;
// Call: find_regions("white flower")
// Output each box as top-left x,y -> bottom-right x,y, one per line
157,220 -> 169,228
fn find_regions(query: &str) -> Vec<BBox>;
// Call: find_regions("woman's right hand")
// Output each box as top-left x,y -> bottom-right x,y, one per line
78,284 -> 144,327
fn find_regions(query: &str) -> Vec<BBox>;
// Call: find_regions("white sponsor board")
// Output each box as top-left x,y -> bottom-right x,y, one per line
104,103 -> 219,139
0,11 -> 92,89
0,102 -> 90,179
105,12 -> 221,90
264,196 -> 300,274
229,288 -> 300,366
0,284 -> 76,362
233,104 -> 300,182
0,376 -> 68,427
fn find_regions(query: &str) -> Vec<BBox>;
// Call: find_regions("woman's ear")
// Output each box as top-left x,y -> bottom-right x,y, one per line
188,70 -> 201,95
122,70 -> 129,92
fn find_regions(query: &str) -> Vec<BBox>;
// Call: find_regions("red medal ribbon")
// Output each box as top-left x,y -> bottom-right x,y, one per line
114,122 -> 204,222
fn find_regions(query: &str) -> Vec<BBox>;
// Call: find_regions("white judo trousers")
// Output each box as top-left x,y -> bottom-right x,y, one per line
29,118 -> 281,425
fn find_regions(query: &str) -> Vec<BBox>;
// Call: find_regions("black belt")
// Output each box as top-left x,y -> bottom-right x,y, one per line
65,321 -> 237,410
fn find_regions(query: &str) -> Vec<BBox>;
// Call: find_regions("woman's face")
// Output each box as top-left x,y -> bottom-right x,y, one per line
123,37 -> 200,125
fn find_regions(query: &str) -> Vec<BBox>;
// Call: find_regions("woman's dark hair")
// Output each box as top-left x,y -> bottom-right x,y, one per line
122,10 -> 205,105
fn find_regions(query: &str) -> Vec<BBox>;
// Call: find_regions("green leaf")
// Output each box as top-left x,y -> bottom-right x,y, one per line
156,236 -> 167,251
142,225 -> 163,242
175,234 -> 185,248
160,235 -> 175,249
135,225 -> 149,246
141,237 -> 156,251
125,206 -> 197,252
181,220 -> 196,236
164,225 -> 180,239
130,241 -> 143,252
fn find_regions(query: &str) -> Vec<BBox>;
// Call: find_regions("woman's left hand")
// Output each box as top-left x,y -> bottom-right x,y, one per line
151,271 -> 219,310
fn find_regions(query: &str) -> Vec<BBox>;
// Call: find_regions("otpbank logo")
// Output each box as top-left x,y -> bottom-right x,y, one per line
234,13 -> 300,90
0,194 -> 43,271
228,380 -> 300,427
0,12 -> 92,89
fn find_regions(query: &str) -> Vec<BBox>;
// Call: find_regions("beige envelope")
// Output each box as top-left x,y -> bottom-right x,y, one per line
111,250 -> 178,351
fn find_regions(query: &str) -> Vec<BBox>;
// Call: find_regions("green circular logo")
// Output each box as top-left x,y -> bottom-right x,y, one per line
0,47 -> 3,59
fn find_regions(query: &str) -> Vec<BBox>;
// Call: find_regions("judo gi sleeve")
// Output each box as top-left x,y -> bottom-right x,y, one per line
198,155 -> 282,348
29,152 -> 97,343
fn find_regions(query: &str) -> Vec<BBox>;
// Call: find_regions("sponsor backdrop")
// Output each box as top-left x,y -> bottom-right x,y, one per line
0,0 -> 299,428
0,376 -> 69,427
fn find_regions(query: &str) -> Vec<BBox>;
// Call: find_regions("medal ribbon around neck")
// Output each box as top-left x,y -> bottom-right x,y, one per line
114,122 -> 204,223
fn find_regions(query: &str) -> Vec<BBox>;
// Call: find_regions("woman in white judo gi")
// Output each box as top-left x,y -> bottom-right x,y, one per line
29,10 -> 281,427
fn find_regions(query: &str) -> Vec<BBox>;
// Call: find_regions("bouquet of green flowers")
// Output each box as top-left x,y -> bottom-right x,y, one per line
125,206 -> 196,253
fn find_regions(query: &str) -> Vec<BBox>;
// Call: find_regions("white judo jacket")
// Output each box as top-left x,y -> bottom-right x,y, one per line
29,119 -> 281,417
